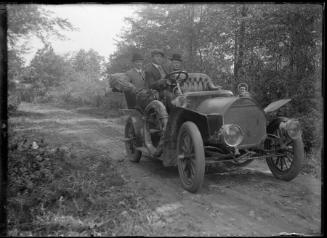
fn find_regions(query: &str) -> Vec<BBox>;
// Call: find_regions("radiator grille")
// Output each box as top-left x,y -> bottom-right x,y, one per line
224,99 -> 266,147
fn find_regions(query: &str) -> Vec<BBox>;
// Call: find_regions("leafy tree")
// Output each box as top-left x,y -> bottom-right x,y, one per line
29,44 -> 68,88
71,49 -> 104,80
7,4 -> 75,108
7,4 -> 73,50
50,49 -> 107,106
7,4 -> 74,85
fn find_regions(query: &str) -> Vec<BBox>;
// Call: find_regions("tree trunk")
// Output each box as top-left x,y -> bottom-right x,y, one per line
235,5 -> 247,83
198,49 -> 204,71
188,6 -> 195,70
233,28 -> 238,80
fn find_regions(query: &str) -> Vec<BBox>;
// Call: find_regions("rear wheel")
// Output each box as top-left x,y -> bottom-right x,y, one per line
125,119 -> 142,162
177,122 -> 205,193
265,127 -> 304,181
144,100 -> 168,157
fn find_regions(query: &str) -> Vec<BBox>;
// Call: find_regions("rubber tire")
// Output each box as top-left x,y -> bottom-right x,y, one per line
144,100 -> 168,157
266,133 -> 304,181
177,121 -> 205,193
125,119 -> 142,162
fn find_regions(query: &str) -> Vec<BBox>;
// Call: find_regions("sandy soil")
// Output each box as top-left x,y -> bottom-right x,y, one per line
12,102 -> 322,236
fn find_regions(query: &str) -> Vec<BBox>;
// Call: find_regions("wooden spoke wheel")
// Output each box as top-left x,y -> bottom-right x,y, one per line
266,127 -> 304,181
124,119 -> 142,162
177,121 -> 205,193
144,100 -> 168,157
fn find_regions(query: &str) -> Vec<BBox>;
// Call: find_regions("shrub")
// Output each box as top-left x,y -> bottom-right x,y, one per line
8,92 -> 21,114
100,92 -> 127,112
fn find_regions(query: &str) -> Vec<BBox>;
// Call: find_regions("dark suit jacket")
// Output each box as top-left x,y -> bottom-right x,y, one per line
122,68 -> 145,109
126,68 -> 145,90
144,63 -> 169,90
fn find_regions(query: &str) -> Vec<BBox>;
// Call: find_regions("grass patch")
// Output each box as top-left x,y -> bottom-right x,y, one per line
8,114 -> 153,236
301,149 -> 322,179
74,107 -> 122,119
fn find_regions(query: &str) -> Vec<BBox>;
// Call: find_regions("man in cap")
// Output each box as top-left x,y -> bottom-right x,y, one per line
167,52 -> 188,87
145,49 -> 184,112
169,53 -> 183,72
144,49 -> 169,91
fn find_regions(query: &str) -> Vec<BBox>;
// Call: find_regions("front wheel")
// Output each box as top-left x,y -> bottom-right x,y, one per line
265,127 -> 304,181
177,121 -> 205,193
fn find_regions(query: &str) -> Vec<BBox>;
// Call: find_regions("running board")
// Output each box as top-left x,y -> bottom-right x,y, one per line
205,154 -> 283,164
149,129 -> 161,134
135,146 -> 150,154
135,147 -> 162,160
119,137 -> 136,142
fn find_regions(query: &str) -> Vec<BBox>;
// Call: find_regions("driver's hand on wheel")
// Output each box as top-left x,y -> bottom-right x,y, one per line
157,78 -> 171,87
165,78 -> 173,86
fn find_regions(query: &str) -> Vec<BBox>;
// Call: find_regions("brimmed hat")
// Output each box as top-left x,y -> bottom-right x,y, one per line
170,53 -> 182,62
132,52 -> 144,62
151,49 -> 165,57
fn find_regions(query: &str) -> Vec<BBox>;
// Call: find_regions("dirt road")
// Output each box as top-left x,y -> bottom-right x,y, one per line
14,103 -> 321,236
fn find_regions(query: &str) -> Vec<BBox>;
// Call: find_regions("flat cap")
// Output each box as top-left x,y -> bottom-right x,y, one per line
170,53 -> 182,62
131,52 -> 144,62
151,49 -> 165,57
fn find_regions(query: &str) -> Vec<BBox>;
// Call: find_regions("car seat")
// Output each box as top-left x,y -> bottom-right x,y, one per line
179,73 -> 220,93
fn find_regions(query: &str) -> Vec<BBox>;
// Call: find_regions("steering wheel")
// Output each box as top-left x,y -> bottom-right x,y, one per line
237,82 -> 249,94
165,70 -> 189,86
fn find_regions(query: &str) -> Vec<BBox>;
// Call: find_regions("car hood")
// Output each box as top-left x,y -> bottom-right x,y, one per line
179,92 -> 259,115
180,95 -> 267,147
196,97 -> 240,114
174,90 -> 235,112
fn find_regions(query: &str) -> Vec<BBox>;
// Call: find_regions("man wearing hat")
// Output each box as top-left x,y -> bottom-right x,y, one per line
126,52 -> 146,91
115,52 -> 145,109
169,53 -> 183,72
144,49 -> 169,91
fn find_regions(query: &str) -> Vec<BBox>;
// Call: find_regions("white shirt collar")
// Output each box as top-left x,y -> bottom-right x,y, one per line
152,63 -> 160,69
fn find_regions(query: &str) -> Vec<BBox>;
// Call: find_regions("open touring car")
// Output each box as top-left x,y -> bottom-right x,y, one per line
111,71 -> 304,193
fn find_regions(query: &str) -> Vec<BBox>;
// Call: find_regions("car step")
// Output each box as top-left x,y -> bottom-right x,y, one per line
119,137 -> 136,142
135,147 -> 149,154
149,129 -> 161,134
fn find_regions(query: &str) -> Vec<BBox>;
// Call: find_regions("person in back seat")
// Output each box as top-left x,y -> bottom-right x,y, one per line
126,52 -> 146,91
109,52 -> 148,109
124,52 -> 147,108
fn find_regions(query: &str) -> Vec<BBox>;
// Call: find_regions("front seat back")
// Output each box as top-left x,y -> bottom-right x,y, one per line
180,73 -> 220,93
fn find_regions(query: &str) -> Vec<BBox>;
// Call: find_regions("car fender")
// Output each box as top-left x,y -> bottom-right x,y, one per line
267,116 -> 303,143
264,99 -> 292,114
161,107 -> 209,167
266,117 -> 289,134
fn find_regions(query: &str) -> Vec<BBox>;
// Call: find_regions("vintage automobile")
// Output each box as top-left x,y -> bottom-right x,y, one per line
111,71 -> 304,193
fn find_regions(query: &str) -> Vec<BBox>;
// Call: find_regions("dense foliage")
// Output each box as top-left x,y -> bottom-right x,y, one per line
7,5 -> 113,108
24,47 -> 108,106
7,5 -> 74,110
107,4 -> 323,151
